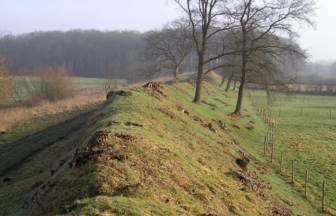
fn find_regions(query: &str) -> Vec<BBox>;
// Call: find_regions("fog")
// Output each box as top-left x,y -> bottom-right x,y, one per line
0,0 -> 335,72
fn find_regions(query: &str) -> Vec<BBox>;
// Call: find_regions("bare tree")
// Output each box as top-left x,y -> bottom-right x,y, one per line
143,19 -> 194,79
174,0 -> 236,103
0,57 -> 13,106
103,63 -> 118,93
229,0 -> 316,115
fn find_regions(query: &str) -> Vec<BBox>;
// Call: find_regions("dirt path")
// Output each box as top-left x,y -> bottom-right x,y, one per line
0,110 -> 94,177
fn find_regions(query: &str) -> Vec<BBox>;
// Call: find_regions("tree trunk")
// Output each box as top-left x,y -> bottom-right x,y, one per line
225,71 -> 234,92
173,66 -> 179,79
219,71 -> 225,87
233,69 -> 246,115
174,62 -> 183,79
193,54 -> 204,103
233,80 -> 237,90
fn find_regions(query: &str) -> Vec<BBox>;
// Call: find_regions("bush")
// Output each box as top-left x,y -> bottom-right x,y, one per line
23,67 -> 73,103
0,57 -> 13,106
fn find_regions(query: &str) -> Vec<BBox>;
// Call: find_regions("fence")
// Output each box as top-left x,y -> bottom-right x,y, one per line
248,91 -> 334,214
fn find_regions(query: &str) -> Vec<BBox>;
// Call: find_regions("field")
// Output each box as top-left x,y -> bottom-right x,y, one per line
252,91 -> 336,214
0,77 -> 125,136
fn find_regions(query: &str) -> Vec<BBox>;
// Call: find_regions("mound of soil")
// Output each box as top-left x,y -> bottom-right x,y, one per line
142,82 -> 167,100
70,130 -> 135,168
106,90 -> 132,99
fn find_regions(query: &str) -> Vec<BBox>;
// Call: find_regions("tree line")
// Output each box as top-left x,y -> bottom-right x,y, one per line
0,0 -> 318,114
0,30 -> 145,80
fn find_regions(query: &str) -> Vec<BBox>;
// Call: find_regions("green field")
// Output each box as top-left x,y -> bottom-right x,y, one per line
252,91 -> 336,214
72,77 -> 127,91
9,77 -> 127,105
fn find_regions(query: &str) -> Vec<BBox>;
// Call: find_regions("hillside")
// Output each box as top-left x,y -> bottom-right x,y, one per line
2,75 -> 319,215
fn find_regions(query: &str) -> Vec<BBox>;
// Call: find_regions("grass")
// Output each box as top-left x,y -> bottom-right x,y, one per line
251,91 -> 336,214
72,77 -> 127,92
0,77 -> 110,143
0,77 -> 108,216
0,90 -> 105,143
25,74 -> 320,215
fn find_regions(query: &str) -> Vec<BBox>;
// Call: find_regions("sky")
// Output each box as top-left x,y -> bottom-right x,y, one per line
0,0 -> 335,62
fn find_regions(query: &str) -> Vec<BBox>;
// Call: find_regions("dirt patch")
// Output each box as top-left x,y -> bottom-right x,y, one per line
202,100 -> 217,108
202,123 -> 217,133
126,122 -> 144,127
142,82 -> 167,100
106,90 -> 132,99
246,125 -> 255,130
236,157 -> 250,171
156,107 -> 175,119
193,116 -> 204,123
187,78 -> 196,87
230,139 -> 240,146
228,169 -> 291,216
232,125 -> 241,130
176,105 -> 191,116
106,90 -> 114,99
70,130 -> 135,168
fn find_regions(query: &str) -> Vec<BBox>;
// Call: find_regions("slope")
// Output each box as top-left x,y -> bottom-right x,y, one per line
30,75 -> 317,215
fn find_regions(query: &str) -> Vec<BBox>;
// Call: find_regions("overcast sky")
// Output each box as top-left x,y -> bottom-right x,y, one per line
0,0 -> 335,62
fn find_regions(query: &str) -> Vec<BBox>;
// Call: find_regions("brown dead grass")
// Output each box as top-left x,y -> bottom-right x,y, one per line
0,90 -> 105,132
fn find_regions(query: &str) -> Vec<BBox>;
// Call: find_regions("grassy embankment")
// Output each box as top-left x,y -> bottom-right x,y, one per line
27,74 -> 321,215
253,91 -> 336,214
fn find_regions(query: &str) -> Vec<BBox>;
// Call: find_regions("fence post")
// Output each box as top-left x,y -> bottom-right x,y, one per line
322,181 -> 326,213
271,143 -> 274,163
264,136 -> 267,154
291,160 -> 294,183
305,170 -> 308,197
280,152 -> 283,172
267,132 -> 270,144
330,110 -> 332,120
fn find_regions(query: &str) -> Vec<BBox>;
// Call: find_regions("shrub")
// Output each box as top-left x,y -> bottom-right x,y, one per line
23,67 -> 73,103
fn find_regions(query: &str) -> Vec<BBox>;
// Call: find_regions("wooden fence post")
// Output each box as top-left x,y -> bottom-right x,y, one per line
267,132 -> 269,144
280,152 -> 283,172
322,181 -> 326,212
291,160 -> 294,183
305,170 -> 308,197
264,137 -> 267,154
271,143 -> 274,163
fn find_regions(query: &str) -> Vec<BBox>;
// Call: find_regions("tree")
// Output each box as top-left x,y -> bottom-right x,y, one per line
174,0 -> 236,103
103,63 -> 118,93
143,19 -> 194,78
0,57 -> 13,106
230,0 -> 316,115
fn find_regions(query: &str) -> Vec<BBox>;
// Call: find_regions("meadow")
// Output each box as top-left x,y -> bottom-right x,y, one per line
252,91 -> 336,214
